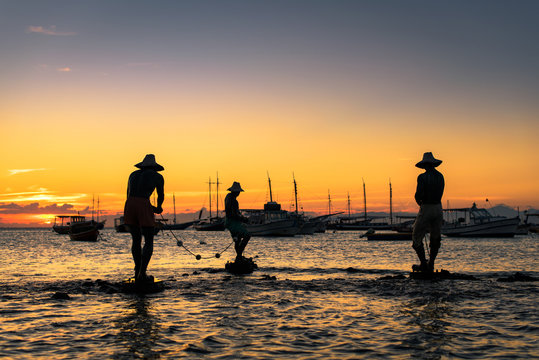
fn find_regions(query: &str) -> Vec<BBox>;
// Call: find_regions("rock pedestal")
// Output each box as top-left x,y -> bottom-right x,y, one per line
225,257 -> 258,274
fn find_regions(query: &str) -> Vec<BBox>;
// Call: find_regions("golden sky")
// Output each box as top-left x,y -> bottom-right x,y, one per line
1,1 -> 538,226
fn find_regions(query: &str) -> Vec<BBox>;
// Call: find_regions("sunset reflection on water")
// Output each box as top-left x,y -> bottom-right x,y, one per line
0,229 -> 537,358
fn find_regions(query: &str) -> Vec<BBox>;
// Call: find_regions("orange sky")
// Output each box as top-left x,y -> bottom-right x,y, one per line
1,2 -> 538,226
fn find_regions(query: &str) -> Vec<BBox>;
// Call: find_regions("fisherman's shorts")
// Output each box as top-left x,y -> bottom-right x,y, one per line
412,204 -> 443,248
225,218 -> 250,239
124,197 -> 155,227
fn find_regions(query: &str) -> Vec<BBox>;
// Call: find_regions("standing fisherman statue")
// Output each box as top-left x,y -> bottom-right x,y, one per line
123,154 -> 165,284
412,152 -> 445,273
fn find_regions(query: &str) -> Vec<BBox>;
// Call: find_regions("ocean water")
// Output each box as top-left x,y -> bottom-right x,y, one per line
0,228 -> 537,359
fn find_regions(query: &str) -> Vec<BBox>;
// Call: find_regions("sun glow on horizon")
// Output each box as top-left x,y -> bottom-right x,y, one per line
1,1 -> 538,226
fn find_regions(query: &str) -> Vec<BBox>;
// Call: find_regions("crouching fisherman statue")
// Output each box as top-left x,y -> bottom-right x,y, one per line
224,182 -> 257,274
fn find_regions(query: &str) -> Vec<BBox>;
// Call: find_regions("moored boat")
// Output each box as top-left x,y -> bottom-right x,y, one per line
364,230 -> 412,241
114,216 -> 129,232
243,174 -> 300,236
162,193 -> 198,230
194,217 -> 225,231
53,215 -> 87,234
69,220 -> 99,242
442,203 -> 519,237
244,203 -> 299,237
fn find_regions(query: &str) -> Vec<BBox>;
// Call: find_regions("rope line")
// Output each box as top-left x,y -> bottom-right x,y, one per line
159,214 -> 234,260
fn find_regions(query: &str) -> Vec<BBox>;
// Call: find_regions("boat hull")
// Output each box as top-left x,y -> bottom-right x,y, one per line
366,231 -> 412,241
53,225 -> 70,234
194,218 -> 225,231
245,219 -> 299,237
69,228 -> 99,242
298,220 -> 317,235
442,217 -> 519,237
163,221 -> 197,230
327,223 -> 392,231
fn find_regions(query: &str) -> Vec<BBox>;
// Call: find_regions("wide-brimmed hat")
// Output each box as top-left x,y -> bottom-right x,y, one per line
135,154 -> 164,171
416,152 -> 442,168
227,181 -> 244,192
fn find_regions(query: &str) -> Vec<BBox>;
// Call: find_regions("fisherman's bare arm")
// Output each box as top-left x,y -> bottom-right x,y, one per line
154,174 -> 165,214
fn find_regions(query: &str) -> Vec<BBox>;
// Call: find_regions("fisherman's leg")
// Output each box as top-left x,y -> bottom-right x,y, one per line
138,227 -> 155,281
234,236 -> 244,261
412,210 -> 429,270
428,210 -> 443,271
428,235 -> 441,271
238,235 -> 251,255
129,226 -> 142,278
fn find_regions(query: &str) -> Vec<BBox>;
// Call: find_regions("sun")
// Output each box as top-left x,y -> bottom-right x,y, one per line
32,214 -> 56,225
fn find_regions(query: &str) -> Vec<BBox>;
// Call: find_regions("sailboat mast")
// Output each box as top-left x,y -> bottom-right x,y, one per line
208,176 -> 212,218
92,194 -> 95,221
267,172 -> 273,202
97,196 -> 100,222
328,190 -> 332,215
173,193 -> 176,224
389,179 -> 393,225
363,179 -> 367,222
347,192 -> 351,218
293,173 -> 298,214
216,172 -> 220,219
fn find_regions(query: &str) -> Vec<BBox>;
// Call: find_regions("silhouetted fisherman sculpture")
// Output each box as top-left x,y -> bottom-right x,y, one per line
123,154 -> 165,284
224,182 -> 256,273
412,152 -> 445,273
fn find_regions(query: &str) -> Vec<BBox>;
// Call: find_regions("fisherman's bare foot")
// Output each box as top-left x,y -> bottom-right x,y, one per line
413,262 -> 430,273
136,272 -> 153,284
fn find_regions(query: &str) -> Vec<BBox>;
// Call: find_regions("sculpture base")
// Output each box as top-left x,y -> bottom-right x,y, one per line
225,257 -> 258,274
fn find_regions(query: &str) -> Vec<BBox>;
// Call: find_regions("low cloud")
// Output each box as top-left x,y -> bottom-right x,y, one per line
0,202 -> 77,214
8,168 -> 47,176
57,67 -> 72,72
26,25 -> 77,36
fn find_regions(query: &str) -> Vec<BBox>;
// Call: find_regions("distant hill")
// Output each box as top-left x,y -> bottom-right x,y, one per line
488,204 -> 539,219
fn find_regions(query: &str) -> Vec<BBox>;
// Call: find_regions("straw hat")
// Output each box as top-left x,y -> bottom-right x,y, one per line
227,181 -> 244,192
415,152 -> 442,169
135,154 -> 164,171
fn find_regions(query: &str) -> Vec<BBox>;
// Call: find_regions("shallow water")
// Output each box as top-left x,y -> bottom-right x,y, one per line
1,229 -> 537,359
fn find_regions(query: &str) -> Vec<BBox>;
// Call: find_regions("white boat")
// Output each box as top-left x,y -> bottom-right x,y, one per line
243,174 -> 300,237
442,203 -> 519,237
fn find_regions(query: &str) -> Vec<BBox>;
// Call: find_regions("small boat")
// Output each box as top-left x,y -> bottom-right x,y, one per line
244,204 -> 300,236
243,174 -> 300,237
69,220 -> 99,242
523,212 -> 539,234
442,203 -> 520,237
363,230 -> 412,241
194,217 -> 225,231
297,217 -> 318,235
114,216 -> 129,232
53,215 -> 88,234
309,192 -> 343,233
161,193 -> 198,230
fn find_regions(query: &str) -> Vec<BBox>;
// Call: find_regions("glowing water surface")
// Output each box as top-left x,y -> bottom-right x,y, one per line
1,229 -> 537,359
